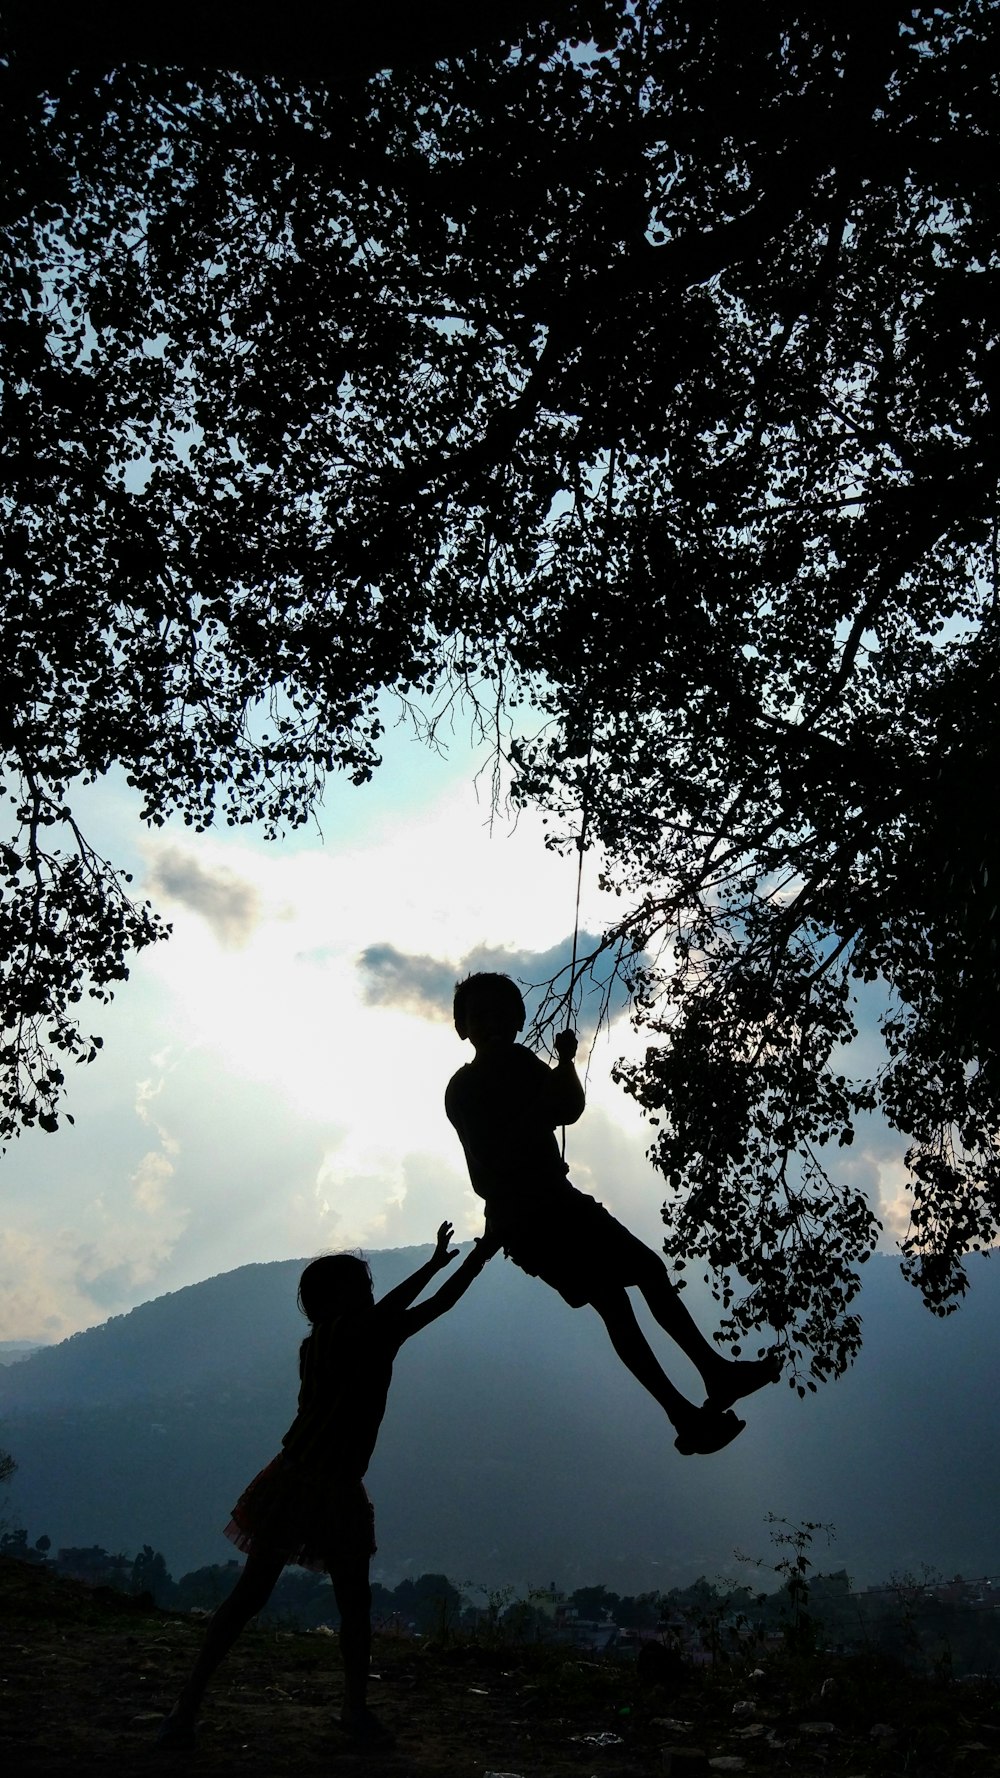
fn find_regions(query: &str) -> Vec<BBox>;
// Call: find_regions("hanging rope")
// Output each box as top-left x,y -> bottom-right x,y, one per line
559,444 -> 615,1160
567,726 -> 594,1023
561,745 -> 593,1162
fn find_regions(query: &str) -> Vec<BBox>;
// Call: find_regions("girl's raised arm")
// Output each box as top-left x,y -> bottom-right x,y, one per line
398,1234 -> 494,1340
374,1221 -> 458,1319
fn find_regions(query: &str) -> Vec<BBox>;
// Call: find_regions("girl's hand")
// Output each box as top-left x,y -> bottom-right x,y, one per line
433,1221 -> 458,1267
554,1028 -> 578,1061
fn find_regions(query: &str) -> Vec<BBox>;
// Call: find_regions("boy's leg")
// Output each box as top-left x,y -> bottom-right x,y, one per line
160,1548 -> 285,1743
590,1287 -> 745,1455
629,1245 -> 780,1409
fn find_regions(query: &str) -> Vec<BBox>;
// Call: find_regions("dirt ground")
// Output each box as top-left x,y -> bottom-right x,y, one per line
3,1556 -> 1000,1776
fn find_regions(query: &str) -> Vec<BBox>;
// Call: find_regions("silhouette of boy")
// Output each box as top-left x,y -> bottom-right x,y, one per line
446,972 -> 778,1454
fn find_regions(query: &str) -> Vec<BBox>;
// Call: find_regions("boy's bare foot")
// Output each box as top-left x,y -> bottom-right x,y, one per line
704,1351 -> 781,1413
674,1405 -> 746,1456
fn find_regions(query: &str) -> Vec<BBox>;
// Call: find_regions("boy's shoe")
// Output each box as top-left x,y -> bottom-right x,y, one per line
705,1350 -> 782,1412
339,1706 -> 396,1748
674,1406 -> 746,1456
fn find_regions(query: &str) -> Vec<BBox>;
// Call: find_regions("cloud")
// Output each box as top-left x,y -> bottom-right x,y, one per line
131,1148 -> 176,1217
356,944 -> 457,1021
66,1072 -> 190,1314
145,846 -> 262,948
0,1181 -> 189,1336
0,1229 -> 83,1342
70,1150 -> 189,1314
357,931 -> 643,1037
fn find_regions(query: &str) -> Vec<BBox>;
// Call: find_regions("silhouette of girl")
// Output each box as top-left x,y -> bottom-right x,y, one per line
159,1223 -> 490,1749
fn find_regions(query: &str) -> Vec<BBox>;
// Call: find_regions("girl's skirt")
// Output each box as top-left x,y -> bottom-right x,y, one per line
223,1453 -> 376,1574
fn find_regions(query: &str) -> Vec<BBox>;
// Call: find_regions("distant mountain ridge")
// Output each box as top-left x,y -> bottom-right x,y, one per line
0,1341 -> 43,1368
0,1251 -> 417,1407
0,1261 -> 301,1405
2,1247 -> 998,1593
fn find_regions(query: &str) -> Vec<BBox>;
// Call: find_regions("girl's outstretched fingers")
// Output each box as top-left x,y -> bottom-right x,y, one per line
434,1221 -> 457,1264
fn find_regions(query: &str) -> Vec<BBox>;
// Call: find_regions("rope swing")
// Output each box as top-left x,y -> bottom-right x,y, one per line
567,732 -> 593,1013
559,443 -> 615,1161
561,742 -> 593,1162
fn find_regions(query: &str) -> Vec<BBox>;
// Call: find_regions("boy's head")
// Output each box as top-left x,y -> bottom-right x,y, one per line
453,972 -> 526,1046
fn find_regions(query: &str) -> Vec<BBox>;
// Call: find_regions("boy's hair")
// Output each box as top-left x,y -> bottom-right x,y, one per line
297,1253 -> 372,1325
453,971 -> 526,1030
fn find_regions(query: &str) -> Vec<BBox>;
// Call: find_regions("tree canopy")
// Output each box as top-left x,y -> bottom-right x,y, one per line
2,0 -> 998,1381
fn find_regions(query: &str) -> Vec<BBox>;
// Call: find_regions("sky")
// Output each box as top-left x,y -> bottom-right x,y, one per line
0,703 -> 917,1344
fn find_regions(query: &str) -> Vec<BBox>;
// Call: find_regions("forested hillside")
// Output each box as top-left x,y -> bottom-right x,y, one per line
2,1246 -> 997,1591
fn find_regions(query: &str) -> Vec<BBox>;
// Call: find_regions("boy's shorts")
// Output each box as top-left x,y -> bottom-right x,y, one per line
493,1183 -> 652,1308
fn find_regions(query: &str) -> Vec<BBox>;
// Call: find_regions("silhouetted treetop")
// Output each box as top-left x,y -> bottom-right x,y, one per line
4,1 -> 604,86
2,1 -> 998,1375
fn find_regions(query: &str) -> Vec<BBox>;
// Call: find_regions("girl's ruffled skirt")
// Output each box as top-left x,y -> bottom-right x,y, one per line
223,1454 -> 376,1574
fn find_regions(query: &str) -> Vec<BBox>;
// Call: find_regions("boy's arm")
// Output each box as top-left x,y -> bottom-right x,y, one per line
551,1028 -> 586,1124
398,1237 -> 494,1341
376,1221 -> 459,1320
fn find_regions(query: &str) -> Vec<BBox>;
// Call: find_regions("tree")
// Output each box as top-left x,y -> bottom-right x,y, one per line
615,1589 -> 663,1630
0,1447 -> 16,1487
0,1526 -> 50,1563
172,1559 -> 243,1612
262,1564 -> 336,1627
391,1571 -> 465,1635
569,1582 -> 621,1621
2,1 -> 998,1378
52,1543 -> 132,1586
3,1 -> 592,88
130,1541 -> 175,1605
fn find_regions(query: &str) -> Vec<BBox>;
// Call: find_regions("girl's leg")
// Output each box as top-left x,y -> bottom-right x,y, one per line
162,1548 -> 285,1739
328,1554 -> 374,1726
630,1246 -> 779,1408
590,1287 -> 745,1455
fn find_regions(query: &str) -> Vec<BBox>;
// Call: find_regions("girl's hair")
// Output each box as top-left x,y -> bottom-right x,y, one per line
297,1253 -> 373,1325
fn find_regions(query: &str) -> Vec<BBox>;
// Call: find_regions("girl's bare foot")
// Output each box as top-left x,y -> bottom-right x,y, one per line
340,1705 -> 395,1746
156,1708 -> 196,1750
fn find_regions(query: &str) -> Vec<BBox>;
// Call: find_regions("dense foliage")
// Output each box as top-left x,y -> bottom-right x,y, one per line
8,1526 -> 1000,1678
2,1 -> 998,1377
